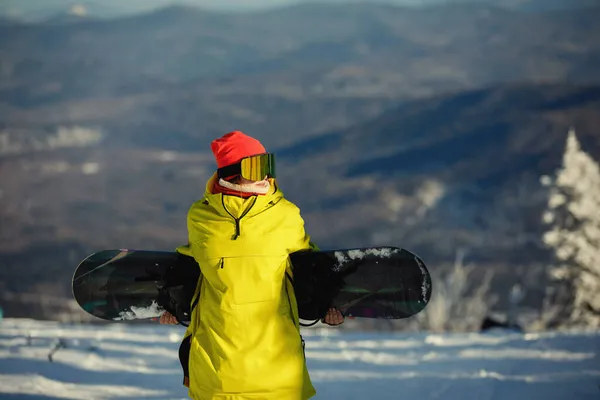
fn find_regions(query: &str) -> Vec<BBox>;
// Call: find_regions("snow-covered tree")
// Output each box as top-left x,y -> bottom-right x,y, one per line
540,127 -> 600,328
415,248 -> 497,333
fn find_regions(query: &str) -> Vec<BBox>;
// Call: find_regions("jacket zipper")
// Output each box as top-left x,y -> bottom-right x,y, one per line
221,196 -> 257,240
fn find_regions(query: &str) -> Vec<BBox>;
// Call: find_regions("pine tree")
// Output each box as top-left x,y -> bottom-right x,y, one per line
541,128 -> 600,327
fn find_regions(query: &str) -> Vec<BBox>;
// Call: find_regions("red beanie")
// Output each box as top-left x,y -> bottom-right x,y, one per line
211,131 -> 267,169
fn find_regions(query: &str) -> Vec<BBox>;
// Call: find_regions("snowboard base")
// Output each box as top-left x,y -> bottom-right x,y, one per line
72,247 -> 432,323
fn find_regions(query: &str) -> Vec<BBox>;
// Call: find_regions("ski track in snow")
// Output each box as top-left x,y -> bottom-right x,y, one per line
0,319 -> 599,399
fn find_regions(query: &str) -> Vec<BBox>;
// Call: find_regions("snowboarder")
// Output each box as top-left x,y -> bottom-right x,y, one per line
160,130 -> 344,399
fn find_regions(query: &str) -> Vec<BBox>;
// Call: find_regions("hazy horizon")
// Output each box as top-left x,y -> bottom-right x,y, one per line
1,0 -> 593,21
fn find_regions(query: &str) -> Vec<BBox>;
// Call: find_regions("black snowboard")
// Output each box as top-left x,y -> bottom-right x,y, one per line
72,247 -> 432,324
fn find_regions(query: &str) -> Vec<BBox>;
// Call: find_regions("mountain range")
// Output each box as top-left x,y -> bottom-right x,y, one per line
1,3 -> 600,321
1,0 -> 597,22
2,3 -> 599,146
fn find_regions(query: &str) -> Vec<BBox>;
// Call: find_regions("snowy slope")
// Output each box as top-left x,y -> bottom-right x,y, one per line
1,318 -> 599,399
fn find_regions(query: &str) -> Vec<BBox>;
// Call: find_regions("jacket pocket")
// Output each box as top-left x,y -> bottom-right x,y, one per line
220,256 -> 284,306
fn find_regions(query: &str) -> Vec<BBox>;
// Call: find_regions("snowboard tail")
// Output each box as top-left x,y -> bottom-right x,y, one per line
72,247 -> 432,323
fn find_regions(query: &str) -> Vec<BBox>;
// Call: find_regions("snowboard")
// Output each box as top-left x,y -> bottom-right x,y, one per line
72,247 -> 432,324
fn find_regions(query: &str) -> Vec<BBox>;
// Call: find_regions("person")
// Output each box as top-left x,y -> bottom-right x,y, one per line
160,130 -> 344,400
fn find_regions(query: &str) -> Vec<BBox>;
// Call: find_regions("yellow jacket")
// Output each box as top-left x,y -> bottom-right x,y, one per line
176,173 -> 317,400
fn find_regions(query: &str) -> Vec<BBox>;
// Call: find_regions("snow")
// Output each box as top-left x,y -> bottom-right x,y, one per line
114,300 -> 165,321
333,247 -> 399,270
1,319 -> 599,399
414,255 -> 430,301
541,128 -> 600,327
332,248 -> 430,303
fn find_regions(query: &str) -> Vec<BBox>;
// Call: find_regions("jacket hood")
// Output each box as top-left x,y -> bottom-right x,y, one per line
202,172 -> 282,219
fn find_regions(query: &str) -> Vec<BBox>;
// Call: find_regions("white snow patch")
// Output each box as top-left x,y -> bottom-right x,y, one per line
41,161 -> 70,174
306,339 -> 423,350
98,342 -> 179,359
309,368 -> 600,383
81,162 -> 100,175
413,255 -> 430,301
425,333 -> 517,347
69,4 -> 88,17
114,301 -> 164,321
0,326 -> 180,345
307,346 -> 592,365
305,349 -> 443,365
1,319 -> 600,400
158,151 -> 178,162
0,374 -> 167,399
458,348 -> 595,361
0,337 -> 28,347
334,248 -> 399,269
334,252 -> 348,266
0,346 -> 176,374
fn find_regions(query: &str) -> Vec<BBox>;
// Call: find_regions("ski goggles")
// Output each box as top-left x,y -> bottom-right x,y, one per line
217,153 -> 276,181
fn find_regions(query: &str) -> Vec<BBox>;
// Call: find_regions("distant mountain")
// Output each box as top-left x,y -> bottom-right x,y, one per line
1,80 -> 599,323
2,82 -> 599,320
513,0 -> 599,12
1,3 -> 599,110
281,83 -> 600,182
1,0 -> 597,22
1,2 -> 600,321
42,11 -> 96,26
0,0 -> 170,22
0,16 -> 19,26
277,82 -> 600,260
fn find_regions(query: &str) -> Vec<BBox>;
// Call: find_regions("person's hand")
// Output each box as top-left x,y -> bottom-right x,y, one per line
159,311 -> 179,325
322,307 -> 344,326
